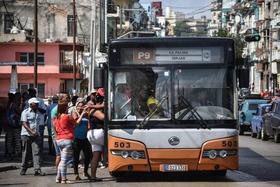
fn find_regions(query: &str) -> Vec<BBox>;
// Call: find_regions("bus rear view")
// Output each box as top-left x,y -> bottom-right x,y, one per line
105,37 -> 238,176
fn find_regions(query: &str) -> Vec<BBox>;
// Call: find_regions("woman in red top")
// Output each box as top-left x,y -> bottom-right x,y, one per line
53,102 -> 86,184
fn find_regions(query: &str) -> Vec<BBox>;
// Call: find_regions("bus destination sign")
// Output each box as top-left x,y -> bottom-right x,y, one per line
122,47 -> 222,65
155,48 -> 211,63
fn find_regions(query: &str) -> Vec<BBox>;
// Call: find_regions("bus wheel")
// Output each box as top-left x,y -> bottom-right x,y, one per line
212,170 -> 227,176
273,130 -> 280,143
261,128 -> 268,141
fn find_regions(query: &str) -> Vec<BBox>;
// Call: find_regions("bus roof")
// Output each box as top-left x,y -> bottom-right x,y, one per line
110,37 -> 235,46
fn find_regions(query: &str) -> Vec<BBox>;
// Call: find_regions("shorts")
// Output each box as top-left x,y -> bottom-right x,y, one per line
52,138 -> 61,156
87,129 -> 104,152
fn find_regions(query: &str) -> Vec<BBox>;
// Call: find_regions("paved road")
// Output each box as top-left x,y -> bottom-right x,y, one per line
0,135 -> 279,187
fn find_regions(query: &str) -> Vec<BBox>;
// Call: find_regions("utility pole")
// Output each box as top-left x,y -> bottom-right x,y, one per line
73,0 -> 77,95
34,0 -> 38,89
269,24 -> 276,95
89,0 -> 96,91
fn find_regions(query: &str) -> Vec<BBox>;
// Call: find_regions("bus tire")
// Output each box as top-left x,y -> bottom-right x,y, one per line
273,130 -> 280,143
212,170 -> 227,176
261,127 -> 268,141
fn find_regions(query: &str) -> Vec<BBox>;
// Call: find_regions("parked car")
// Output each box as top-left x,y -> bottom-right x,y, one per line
263,99 -> 280,143
251,104 -> 271,139
238,99 -> 268,135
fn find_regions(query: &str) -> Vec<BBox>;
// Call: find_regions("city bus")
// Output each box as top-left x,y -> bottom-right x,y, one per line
97,37 -> 238,177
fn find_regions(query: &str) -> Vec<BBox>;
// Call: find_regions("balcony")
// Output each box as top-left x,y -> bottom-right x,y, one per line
256,47 -> 269,60
59,64 -> 80,73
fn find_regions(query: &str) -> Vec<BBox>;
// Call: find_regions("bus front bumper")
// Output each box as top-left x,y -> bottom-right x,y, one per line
108,135 -> 239,173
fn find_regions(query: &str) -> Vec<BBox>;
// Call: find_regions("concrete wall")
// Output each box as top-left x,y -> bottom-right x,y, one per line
0,0 -> 92,50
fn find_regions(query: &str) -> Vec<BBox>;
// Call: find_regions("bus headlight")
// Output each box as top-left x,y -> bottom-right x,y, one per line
111,150 -> 146,159
130,151 -> 140,160
202,149 -> 237,159
208,150 -> 217,159
219,150 -> 227,158
121,151 -> 129,158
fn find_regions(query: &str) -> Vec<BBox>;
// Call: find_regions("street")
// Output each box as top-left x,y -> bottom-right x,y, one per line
0,134 -> 279,187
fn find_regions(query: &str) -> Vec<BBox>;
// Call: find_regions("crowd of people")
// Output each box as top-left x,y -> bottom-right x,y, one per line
0,88 -> 105,184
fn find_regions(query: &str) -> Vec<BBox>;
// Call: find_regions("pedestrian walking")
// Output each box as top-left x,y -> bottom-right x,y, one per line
53,100 -> 86,184
20,97 -> 45,176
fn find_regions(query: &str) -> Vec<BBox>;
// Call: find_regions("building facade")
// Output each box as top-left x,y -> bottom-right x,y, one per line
0,42 -> 84,98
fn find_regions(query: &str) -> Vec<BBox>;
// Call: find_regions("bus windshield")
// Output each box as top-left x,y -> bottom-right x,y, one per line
110,68 -> 235,121
175,68 -> 235,120
111,67 -> 171,121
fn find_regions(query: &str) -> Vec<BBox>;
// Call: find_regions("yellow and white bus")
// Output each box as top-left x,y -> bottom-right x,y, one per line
98,37 -> 238,177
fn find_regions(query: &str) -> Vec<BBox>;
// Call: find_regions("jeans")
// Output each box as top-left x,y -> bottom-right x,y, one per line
56,139 -> 73,180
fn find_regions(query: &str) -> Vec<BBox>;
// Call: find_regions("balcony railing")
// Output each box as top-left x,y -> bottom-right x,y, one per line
59,64 -> 80,73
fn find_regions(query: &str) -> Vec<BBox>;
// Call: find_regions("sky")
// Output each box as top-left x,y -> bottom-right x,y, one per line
139,0 -> 212,19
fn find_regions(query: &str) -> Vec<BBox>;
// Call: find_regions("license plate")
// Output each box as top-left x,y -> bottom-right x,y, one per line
160,164 -> 188,172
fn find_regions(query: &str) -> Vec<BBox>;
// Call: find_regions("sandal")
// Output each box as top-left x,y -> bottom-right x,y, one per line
56,178 -> 61,183
61,179 -> 73,184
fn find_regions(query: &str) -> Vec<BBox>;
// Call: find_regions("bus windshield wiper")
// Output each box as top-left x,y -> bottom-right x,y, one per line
178,95 -> 208,129
137,95 -> 168,128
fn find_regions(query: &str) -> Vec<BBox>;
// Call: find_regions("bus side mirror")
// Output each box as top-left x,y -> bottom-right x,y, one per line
94,68 -> 104,89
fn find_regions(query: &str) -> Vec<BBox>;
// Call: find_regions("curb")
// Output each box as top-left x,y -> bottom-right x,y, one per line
0,165 -> 19,172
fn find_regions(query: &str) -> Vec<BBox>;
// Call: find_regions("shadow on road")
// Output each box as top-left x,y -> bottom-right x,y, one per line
239,147 -> 280,182
114,172 -> 234,183
0,183 -> 28,186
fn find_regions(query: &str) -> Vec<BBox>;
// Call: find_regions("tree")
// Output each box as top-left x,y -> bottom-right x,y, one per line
174,21 -> 190,36
216,28 -> 245,66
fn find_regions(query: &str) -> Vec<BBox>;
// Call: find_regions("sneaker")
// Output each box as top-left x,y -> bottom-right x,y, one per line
20,169 -> 27,176
34,170 -> 46,176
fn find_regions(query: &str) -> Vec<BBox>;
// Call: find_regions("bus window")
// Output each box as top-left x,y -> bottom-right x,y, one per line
111,68 -> 171,120
174,68 -> 234,120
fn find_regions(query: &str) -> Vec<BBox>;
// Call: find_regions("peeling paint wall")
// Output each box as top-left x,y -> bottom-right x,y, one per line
0,0 -> 95,50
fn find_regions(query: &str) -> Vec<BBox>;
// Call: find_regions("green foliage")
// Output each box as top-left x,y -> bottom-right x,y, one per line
215,28 -> 245,66
174,21 -> 190,36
